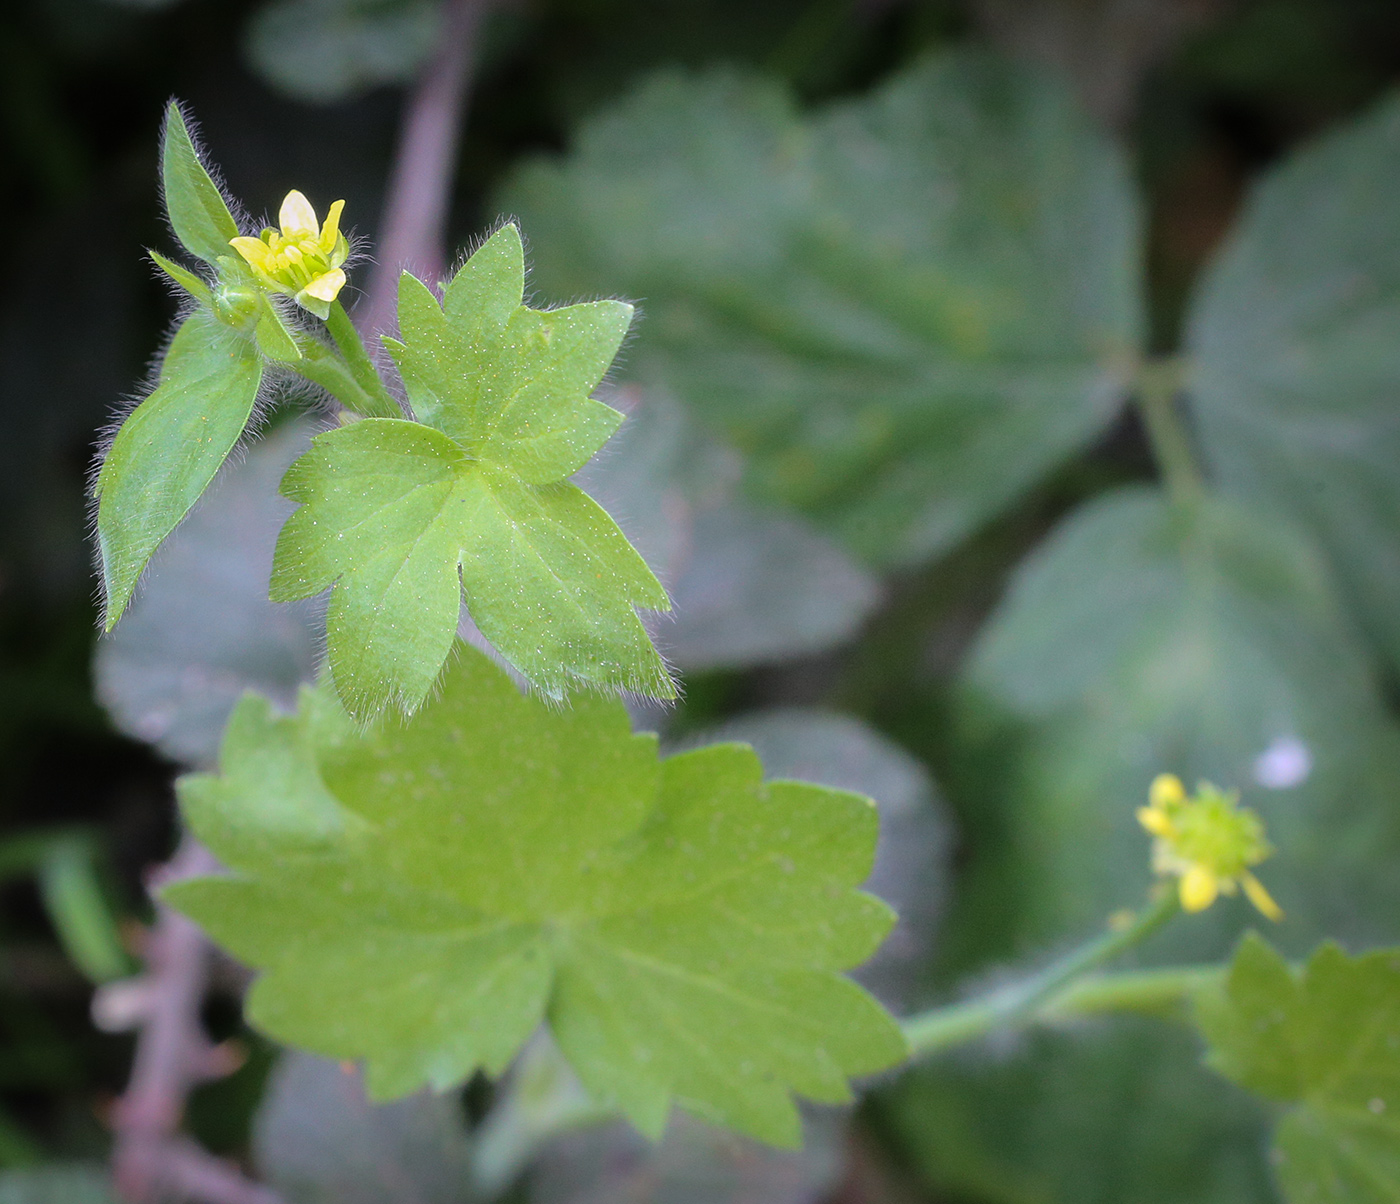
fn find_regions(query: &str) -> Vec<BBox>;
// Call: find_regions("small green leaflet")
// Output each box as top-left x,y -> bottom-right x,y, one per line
166,644 -> 906,1146
1195,934 -> 1400,1203
270,224 -> 672,718
96,309 -> 262,628
161,103 -> 241,267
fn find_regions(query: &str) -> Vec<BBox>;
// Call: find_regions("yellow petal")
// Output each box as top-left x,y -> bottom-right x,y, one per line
279,190 -> 319,236
1150,774 -> 1186,809
230,235 -> 275,271
318,199 -> 346,255
1137,806 -> 1173,837
1179,865 -> 1219,912
301,267 -> 346,303
1242,872 -> 1284,922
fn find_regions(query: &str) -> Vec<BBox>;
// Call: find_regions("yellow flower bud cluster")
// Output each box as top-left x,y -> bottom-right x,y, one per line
230,190 -> 348,319
1137,774 -> 1282,921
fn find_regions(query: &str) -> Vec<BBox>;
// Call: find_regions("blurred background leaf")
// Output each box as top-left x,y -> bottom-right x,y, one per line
503,49 -> 1143,568
245,0 -> 442,104
1189,88 -> 1400,683
94,420 -> 324,770
0,1165 -> 116,1203
252,1051 -> 477,1204
577,391 -> 881,672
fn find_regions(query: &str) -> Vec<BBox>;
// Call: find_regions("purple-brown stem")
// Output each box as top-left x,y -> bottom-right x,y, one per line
357,0 -> 496,339
109,836 -> 283,1204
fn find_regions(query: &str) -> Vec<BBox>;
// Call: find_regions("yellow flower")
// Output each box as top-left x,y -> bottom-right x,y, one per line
229,190 -> 348,319
1137,774 -> 1283,921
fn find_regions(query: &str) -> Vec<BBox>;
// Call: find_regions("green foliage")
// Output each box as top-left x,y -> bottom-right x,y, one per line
245,0 -> 441,104
963,487 -> 1400,957
0,1167 -> 115,1204
501,50 -> 1142,567
269,225 -> 670,716
95,421 -> 320,768
1189,91 -> 1400,680
95,309 -> 263,627
1196,935 -> 1400,1202
576,393 -> 880,670
253,1053 -> 477,1204
160,104 -> 240,267
884,1020 -> 1275,1204
167,645 -> 905,1146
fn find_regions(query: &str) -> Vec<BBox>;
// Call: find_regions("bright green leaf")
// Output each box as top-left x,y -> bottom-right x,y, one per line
167,645 -> 906,1147
271,226 -> 671,717
96,309 -> 263,628
161,103 -> 241,266
1196,934 -> 1400,1203
500,51 -> 1142,567
1189,91 -> 1400,680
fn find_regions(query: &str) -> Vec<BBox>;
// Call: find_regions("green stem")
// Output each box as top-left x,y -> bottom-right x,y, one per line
902,891 -> 1183,1059
288,342 -> 382,416
1042,965 -> 1222,1020
326,300 -> 401,418
1136,358 -> 1204,505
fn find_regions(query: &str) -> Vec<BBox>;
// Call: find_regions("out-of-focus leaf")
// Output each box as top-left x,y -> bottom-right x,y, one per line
95,310 -> 264,629
965,486 -> 1400,960
883,1019 -> 1275,1204
1188,90 -> 1400,679
577,393 -> 879,671
0,1167 -> 116,1203
252,1052 -> 476,1204
502,50 -> 1142,568
1196,934 -> 1400,1204
95,421 -> 322,769
246,0 -> 441,104
37,837 -> 130,983
912,486 -> 1400,1204
690,707 -> 949,1011
530,1107 -> 845,1204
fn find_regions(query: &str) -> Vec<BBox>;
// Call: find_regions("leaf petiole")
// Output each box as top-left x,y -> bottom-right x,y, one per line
902,889 -> 1186,1059
325,300 -> 402,418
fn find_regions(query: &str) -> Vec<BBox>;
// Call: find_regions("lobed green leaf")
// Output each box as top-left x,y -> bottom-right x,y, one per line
167,645 -> 906,1146
95,309 -> 262,628
161,103 -> 241,266
1196,935 -> 1400,1203
272,225 -> 671,717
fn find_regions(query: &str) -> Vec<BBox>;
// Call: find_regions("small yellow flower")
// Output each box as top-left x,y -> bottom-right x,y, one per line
1137,774 -> 1283,921
229,190 -> 348,319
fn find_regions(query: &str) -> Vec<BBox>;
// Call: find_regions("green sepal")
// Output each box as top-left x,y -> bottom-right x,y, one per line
161,102 -> 241,267
1195,934 -> 1400,1202
168,646 -> 907,1146
149,249 -> 215,309
254,298 -> 302,363
96,309 -> 263,628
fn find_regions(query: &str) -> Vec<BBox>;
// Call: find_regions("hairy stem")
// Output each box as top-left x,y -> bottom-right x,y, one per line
902,891 -> 1183,1059
325,301 -> 402,417
358,0 -> 495,339
1136,357 -> 1205,505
